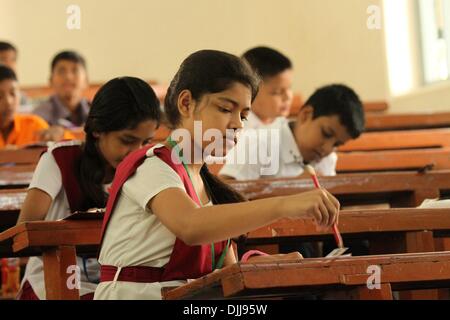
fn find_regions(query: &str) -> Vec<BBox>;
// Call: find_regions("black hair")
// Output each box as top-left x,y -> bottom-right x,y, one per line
0,65 -> 17,82
242,46 -> 292,79
304,84 -> 365,138
51,50 -> 87,72
79,77 -> 162,207
165,50 -> 254,204
164,49 -> 259,130
0,41 -> 17,54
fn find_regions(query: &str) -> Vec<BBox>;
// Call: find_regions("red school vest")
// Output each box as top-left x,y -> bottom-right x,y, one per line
99,144 -> 229,281
51,142 -> 89,212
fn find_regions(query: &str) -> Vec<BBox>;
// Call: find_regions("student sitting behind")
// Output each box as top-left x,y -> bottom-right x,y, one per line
220,84 -> 365,180
0,41 -> 31,111
0,65 -> 57,149
241,46 -> 294,129
33,50 -> 90,128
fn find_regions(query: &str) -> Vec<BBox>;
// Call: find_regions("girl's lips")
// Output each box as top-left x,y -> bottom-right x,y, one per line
224,137 -> 237,149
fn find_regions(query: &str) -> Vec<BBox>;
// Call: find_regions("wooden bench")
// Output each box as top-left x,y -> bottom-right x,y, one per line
338,128 -> 450,152
0,165 -> 35,189
336,148 -> 450,173
228,170 -> 450,207
365,112 -> 450,131
0,147 -> 45,166
0,217 -> 102,300
163,252 -> 450,300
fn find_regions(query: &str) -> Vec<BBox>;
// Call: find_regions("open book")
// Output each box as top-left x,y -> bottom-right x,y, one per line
418,198 -> 450,209
62,208 -> 105,220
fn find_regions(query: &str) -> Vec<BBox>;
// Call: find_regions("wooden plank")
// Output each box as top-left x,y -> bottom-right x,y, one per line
163,252 -> 450,300
0,165 -> 35,189
0,148 -> 45,165
245,208 -> 450,242
228,170 -> 450,207
338,128 -> 450,152
336,148 -> 450,173
365,112 -> 450,131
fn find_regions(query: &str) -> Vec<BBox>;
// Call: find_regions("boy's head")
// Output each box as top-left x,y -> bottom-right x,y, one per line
0,41 -> 18,73
50,50 -> 88,102
242,46 -> 293,122
0,65 -> 19,130
293,84 -> 365,163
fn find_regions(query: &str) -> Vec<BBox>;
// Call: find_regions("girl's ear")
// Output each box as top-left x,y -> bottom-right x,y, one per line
298,105 -> 313,124
177,90 -> 195,119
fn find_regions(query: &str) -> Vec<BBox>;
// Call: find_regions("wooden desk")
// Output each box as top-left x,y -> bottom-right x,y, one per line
0,218 -> 102,300
228,170 -> 450,207
163,252 -> 450,300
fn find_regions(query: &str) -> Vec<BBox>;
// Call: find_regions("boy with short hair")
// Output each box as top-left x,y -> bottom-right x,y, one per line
0,65 -> 49,148
220,84 -> 365,180
33,50 -> 90,128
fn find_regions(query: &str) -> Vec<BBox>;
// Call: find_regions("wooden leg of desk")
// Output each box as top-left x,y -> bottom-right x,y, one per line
350,283 -> 393,300
400,231 -> 439,300
391,188 -> 440,207
434,238 -> 450,299
42,246 -> 79,300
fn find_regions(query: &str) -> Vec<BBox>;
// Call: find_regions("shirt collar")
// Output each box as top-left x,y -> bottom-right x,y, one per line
280,120 -> 304,165
51,95 -> 90,126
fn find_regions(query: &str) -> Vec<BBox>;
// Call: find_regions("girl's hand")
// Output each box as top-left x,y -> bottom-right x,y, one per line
281,188 -> 340,228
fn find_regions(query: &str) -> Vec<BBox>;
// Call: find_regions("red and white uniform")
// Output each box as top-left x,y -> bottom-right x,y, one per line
94,144 -> 229,300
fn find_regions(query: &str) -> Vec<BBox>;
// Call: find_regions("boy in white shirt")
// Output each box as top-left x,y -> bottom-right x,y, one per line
220,84 -> 365,258
220,84 -> 365,180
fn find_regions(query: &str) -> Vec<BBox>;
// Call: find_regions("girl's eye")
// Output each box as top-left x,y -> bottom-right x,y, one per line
241,115 -> 248,121
321,129 -> 333,138
120,138 -> 135,145
219,107 -> 232,113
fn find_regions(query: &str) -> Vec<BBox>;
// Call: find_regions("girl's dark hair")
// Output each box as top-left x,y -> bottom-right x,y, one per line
304,84 -> 365,138
79,77 -> 162,207
165,50 -> 256,204
164,49 -> 259,130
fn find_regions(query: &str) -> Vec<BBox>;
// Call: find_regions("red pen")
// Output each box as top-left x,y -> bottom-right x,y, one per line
305,165 -> 344,249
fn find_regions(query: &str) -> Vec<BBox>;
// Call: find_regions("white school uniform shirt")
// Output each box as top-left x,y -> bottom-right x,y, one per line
20,141 -> 102,300
219,116 -> 337,180
94,144 -> 212,300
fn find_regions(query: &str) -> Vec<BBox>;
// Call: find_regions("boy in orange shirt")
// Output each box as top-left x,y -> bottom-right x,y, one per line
0,65 -> 65,149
